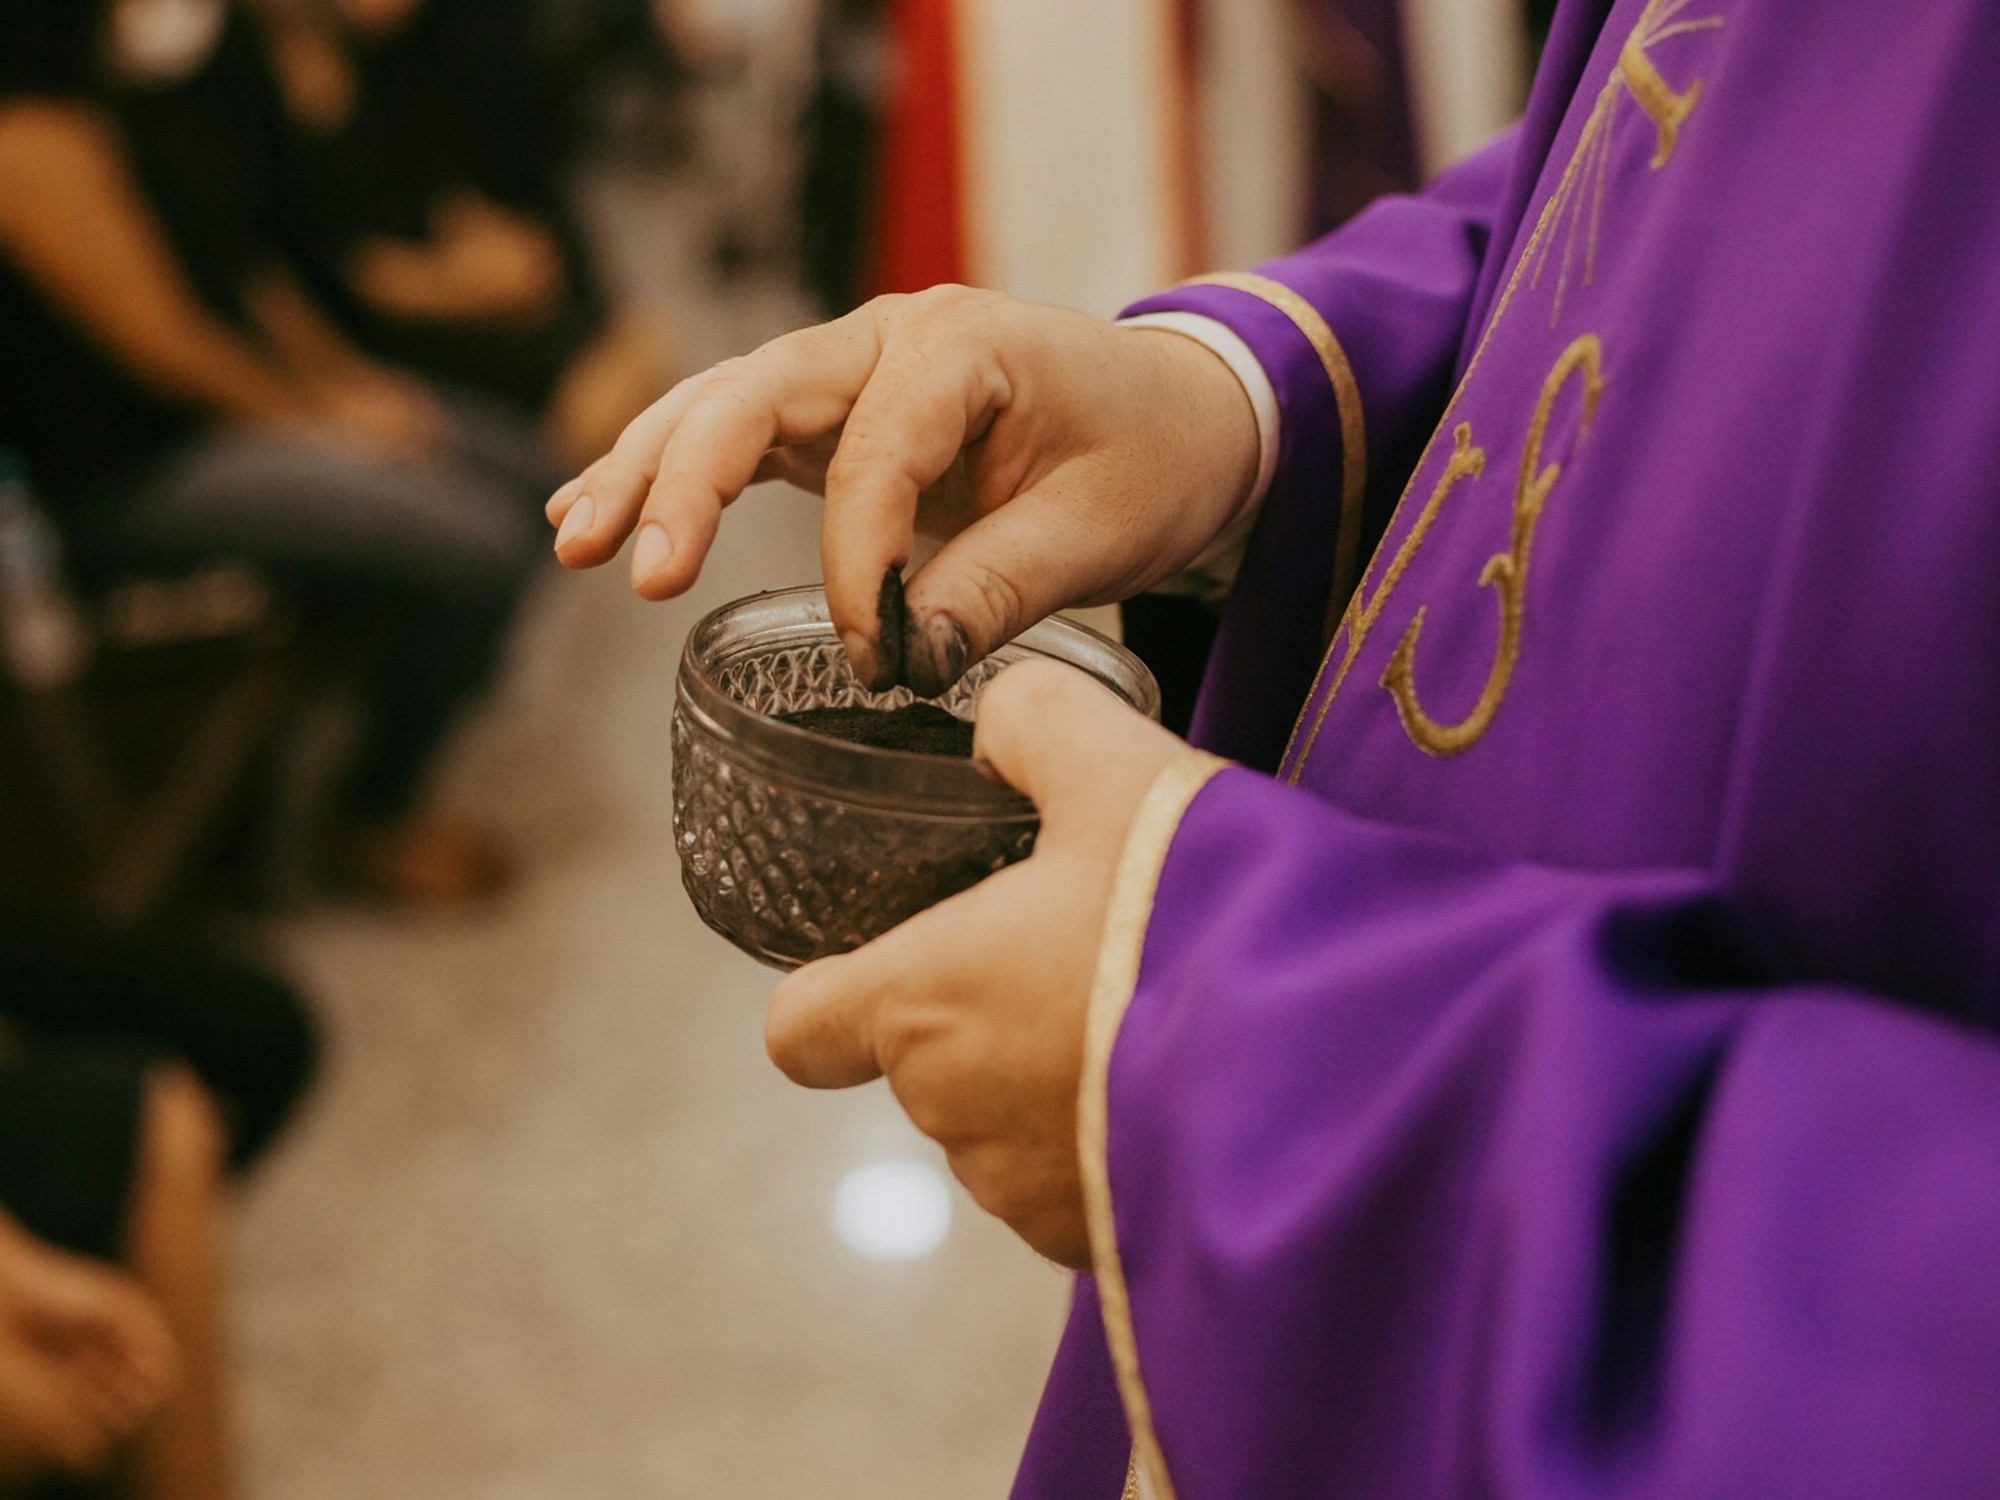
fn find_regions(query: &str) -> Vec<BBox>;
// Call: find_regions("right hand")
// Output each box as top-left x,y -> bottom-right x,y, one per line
547,287 -> 1260,694
0,1213 -> 176,1479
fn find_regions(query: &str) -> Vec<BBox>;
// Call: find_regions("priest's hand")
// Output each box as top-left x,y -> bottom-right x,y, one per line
761,660 -> 1184,1266
546,287 -> 1259,694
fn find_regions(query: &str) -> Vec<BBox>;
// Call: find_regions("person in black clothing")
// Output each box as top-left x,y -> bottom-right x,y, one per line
254,0 -> 674,468
0,906 -> 317,1497
0,0 -> 556,901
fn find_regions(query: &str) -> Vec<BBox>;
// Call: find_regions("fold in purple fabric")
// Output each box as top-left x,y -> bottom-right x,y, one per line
1115,773 -> 2000,1497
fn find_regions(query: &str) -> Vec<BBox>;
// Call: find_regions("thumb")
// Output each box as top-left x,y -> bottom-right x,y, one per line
971,660 -> 1182,834
897,480 -> 1119,698
765,949 -> 888,1089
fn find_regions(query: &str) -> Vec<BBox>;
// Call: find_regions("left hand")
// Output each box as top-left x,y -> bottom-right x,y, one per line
765,660 -> 1187,1266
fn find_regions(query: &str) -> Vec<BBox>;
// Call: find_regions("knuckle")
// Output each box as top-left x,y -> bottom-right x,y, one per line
870,991 -> 932,1076
905,282 -> 984,326
820,437 -> 878,494
602,437 -> 659,491
947,1145 -> 1038,1237
898,1087 -> 959,1148
959,561 -> 1026,645
942,1144 -> 996,1209
700,357 -> 756,400
982,656 -> 1070,724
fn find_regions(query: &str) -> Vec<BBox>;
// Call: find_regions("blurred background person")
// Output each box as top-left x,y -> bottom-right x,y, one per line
0,1206 -> 176,1494
243,0 -> 676,470
0,910 -> 316,1499
0,0 -> 564,903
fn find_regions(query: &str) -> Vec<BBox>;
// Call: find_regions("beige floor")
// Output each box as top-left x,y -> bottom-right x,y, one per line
231,172 -> 1073,1499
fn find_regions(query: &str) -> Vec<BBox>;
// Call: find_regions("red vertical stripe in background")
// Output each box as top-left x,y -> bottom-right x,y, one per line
1167,0 -> 1209,278
871,0 -> 969,294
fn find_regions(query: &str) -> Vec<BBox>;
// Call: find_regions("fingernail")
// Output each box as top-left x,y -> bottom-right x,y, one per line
905,613 -> 968,698
632,522 -> 672,584
553,493 -> 595,550
544,477 -> 582,522
871,565 -> 908,691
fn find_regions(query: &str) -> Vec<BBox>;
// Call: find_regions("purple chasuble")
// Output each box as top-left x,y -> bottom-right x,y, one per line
1016,0 -> 2000,1496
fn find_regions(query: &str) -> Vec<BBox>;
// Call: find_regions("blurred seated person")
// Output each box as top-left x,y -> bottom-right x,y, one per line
250,0 -> 674,470
0,1207 -> 176,1495
0,0 -> 559,902
0,909 -> 318,1498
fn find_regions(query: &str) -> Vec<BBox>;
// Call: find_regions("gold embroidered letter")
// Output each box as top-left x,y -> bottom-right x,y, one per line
1282,424 -> 1485,778
1382,336 -> 1605,757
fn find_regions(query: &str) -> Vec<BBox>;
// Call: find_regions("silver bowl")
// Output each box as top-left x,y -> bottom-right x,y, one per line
672,586 -> 1160,969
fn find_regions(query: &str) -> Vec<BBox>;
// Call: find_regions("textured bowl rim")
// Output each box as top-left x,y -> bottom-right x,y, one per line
677,586 -> 1159,819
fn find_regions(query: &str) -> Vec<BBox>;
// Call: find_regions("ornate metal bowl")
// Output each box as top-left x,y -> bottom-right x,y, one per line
672,586 -> 1160,969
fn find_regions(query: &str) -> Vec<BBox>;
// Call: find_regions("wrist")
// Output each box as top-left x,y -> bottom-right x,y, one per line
1121,314 -> 1278,517
1123,325 -> 1265,568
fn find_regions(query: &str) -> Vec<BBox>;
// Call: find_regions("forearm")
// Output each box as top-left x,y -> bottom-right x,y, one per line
119,315 -> 307,424
345,238 -> 473,321
242,266 -> 374,383
0,103 -> 308,426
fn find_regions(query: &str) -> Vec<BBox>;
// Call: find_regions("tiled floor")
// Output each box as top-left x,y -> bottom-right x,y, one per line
231,168 -> 1072,1498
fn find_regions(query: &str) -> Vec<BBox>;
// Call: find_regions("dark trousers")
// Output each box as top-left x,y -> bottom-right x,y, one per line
69,399 -> 559,817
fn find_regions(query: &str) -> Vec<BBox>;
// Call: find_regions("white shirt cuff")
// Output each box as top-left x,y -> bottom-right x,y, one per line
1118,311 -> 1281,600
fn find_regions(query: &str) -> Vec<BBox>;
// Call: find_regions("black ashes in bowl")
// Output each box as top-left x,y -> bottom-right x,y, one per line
775,703 -> 977,759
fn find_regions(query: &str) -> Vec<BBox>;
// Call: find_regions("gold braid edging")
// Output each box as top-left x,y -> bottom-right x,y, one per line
1079,749 -> 1231,1500
1176,272 -> 1369,645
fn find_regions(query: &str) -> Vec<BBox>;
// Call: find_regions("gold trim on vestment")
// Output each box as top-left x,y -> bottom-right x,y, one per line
1279,0 -> 1721,780
1080,749 -> 1231,1500
1176,271 -> 1370,646
1382,334 -> 1605,755
1121,1451 -> 1143,1500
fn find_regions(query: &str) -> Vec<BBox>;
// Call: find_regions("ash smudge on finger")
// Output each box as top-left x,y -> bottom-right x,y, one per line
871,565 -> 908,691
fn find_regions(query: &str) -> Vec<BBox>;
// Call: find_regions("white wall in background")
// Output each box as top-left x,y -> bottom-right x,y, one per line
1402,0 -> 1529,174
957,0 -> 1180,315
1199,0 -> 1310,271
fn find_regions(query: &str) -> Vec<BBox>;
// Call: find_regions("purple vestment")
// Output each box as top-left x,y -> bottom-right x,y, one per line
1014,0 -> 2000,1495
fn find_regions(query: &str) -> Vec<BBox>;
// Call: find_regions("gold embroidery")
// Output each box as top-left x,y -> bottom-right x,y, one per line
1532,0 -> 1721,324
1176,271 -> 1369,640
1619,36 -> 1701,167
1382,335 -> 1605,755
1280,0 -> 1721,780
1080,749 -> 1231,1500
1122,1452 -> 1143,1500
1277,425 -> 1487,774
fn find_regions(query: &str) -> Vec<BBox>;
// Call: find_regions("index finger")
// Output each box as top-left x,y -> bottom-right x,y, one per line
549,308 -> 889,581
